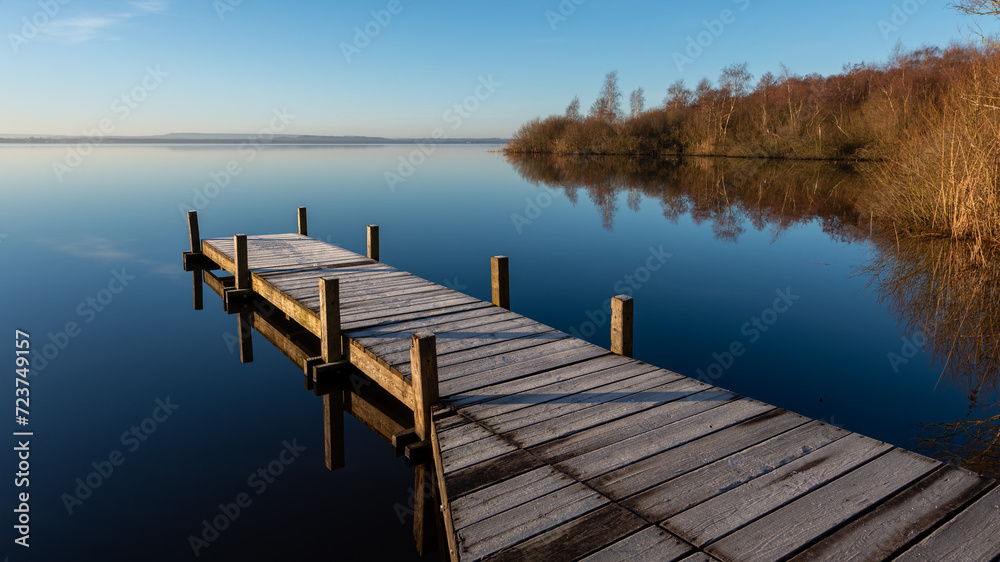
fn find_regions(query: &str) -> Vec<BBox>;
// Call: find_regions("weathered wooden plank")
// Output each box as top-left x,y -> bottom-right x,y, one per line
350,306 -> 508,342
791,465 -> 993,562
623,421 -> 848,522
450,467 -> 574,530
347,340 -> 413,408
441,429 -> 519,474
706,448 -> 939,562
579,526 -> 692,562
894,483 -> 1000,562
447,449 -> 546,499
439,343 -> 610,397
437,417 -> 496,454
479,371 -> 698,438
441,355 -> 637,408
355,309 -> 517,351
342,300 -> 496,333
339,294 -> 483,327
379,318 -> 552,369
434,336 -> 588,381
431,409 -> 461,562
664,433 -> 894,548
488,503 -> 649,562
522,388 -> 735,463
456,483 -> 605,561
459,360 -> 663,425
677,554 -> 723,562
555,398 -> 775,481
591,409 -> 808,501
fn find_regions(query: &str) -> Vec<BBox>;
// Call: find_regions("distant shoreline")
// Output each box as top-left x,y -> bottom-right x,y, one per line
0,135 -> 509,146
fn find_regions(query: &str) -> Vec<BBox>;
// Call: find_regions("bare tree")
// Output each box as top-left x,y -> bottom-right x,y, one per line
952,1 -> 1000,46
565,96 -> 581,121
694,78 -> 713,103
719,62 -> 753,139
665,79 -> 693,110
589,70 -> 623,124
755,71 -> 778,132
629,88 -> 645,119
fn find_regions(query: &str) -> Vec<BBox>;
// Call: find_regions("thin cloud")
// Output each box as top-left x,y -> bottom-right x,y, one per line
37,2 -> 172,44
40,17 -> 121,43
129,1 -> 170,14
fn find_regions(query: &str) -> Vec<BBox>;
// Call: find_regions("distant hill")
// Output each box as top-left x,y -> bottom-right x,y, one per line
0,133 -> 509,144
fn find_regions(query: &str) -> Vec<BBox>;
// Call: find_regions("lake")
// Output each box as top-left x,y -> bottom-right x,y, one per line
1,144 -> 995,560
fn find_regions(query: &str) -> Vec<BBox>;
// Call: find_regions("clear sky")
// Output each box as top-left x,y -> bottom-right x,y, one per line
0,0 -> 989,138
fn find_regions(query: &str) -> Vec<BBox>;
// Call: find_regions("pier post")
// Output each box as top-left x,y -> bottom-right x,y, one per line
491,256 -> 510,309
187,211 -> 203,310
611,295 -> 633,358
233,234 -> 254,362
367,225 -> 379,261
235,234 -> 250,290
320,278 -> 342,363
297,207 -> 307,236
410,332 -> 440,555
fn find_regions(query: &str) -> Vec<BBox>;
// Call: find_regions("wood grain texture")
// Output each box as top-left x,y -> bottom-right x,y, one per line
578,526 -> 692,562
791,465 -> 992,561
623,420 -> 848,523
664,433 -> 893,547
895,484 -> 1000,562
705,448 -> 939,561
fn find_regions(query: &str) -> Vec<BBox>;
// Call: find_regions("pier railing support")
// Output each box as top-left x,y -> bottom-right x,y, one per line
367,225 -> 379,261
410,332 -> 440,555
297,207 -> 308,236
611,295 -> 633,358
491,256 -> 510,309
320,278 -> 342,363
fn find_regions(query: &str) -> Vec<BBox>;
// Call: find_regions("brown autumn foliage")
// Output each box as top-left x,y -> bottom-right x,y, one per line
506,45 -> 982,159
506,43 -> 1000,249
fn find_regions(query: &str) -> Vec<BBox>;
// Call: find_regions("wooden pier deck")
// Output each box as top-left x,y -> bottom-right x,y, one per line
183,210 -> 1000,562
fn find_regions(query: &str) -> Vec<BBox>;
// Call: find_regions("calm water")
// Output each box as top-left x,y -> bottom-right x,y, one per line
1,145 -> 994,561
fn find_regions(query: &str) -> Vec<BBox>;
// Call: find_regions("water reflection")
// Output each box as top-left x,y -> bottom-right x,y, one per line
505,152 -> 869,241
508,152 -> 1000,477
861,238 -> 1000,478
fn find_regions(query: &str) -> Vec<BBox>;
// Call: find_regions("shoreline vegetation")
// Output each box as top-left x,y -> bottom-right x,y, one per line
504,42 -> 1000,251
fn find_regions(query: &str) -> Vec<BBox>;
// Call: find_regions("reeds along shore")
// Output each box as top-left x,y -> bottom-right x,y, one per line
505,45 -> 1000,249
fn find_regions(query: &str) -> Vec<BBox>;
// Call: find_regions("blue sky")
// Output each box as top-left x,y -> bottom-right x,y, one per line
0,0 -> 988,138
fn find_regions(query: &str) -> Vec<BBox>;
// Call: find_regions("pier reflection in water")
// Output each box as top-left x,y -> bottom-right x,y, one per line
197,265 -> 446,552
507,152 -> 1000,478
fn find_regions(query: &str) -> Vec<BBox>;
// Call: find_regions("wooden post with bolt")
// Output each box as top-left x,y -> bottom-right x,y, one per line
611,295 -> 634,358
297,207 -> 308,236
410,332 -> 440,555
491,256 -> 510,310
187,211 -> 203,310
367,225 -> 379,261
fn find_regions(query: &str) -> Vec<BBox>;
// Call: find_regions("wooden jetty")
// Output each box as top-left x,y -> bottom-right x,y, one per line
183,208 -> 1000,561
